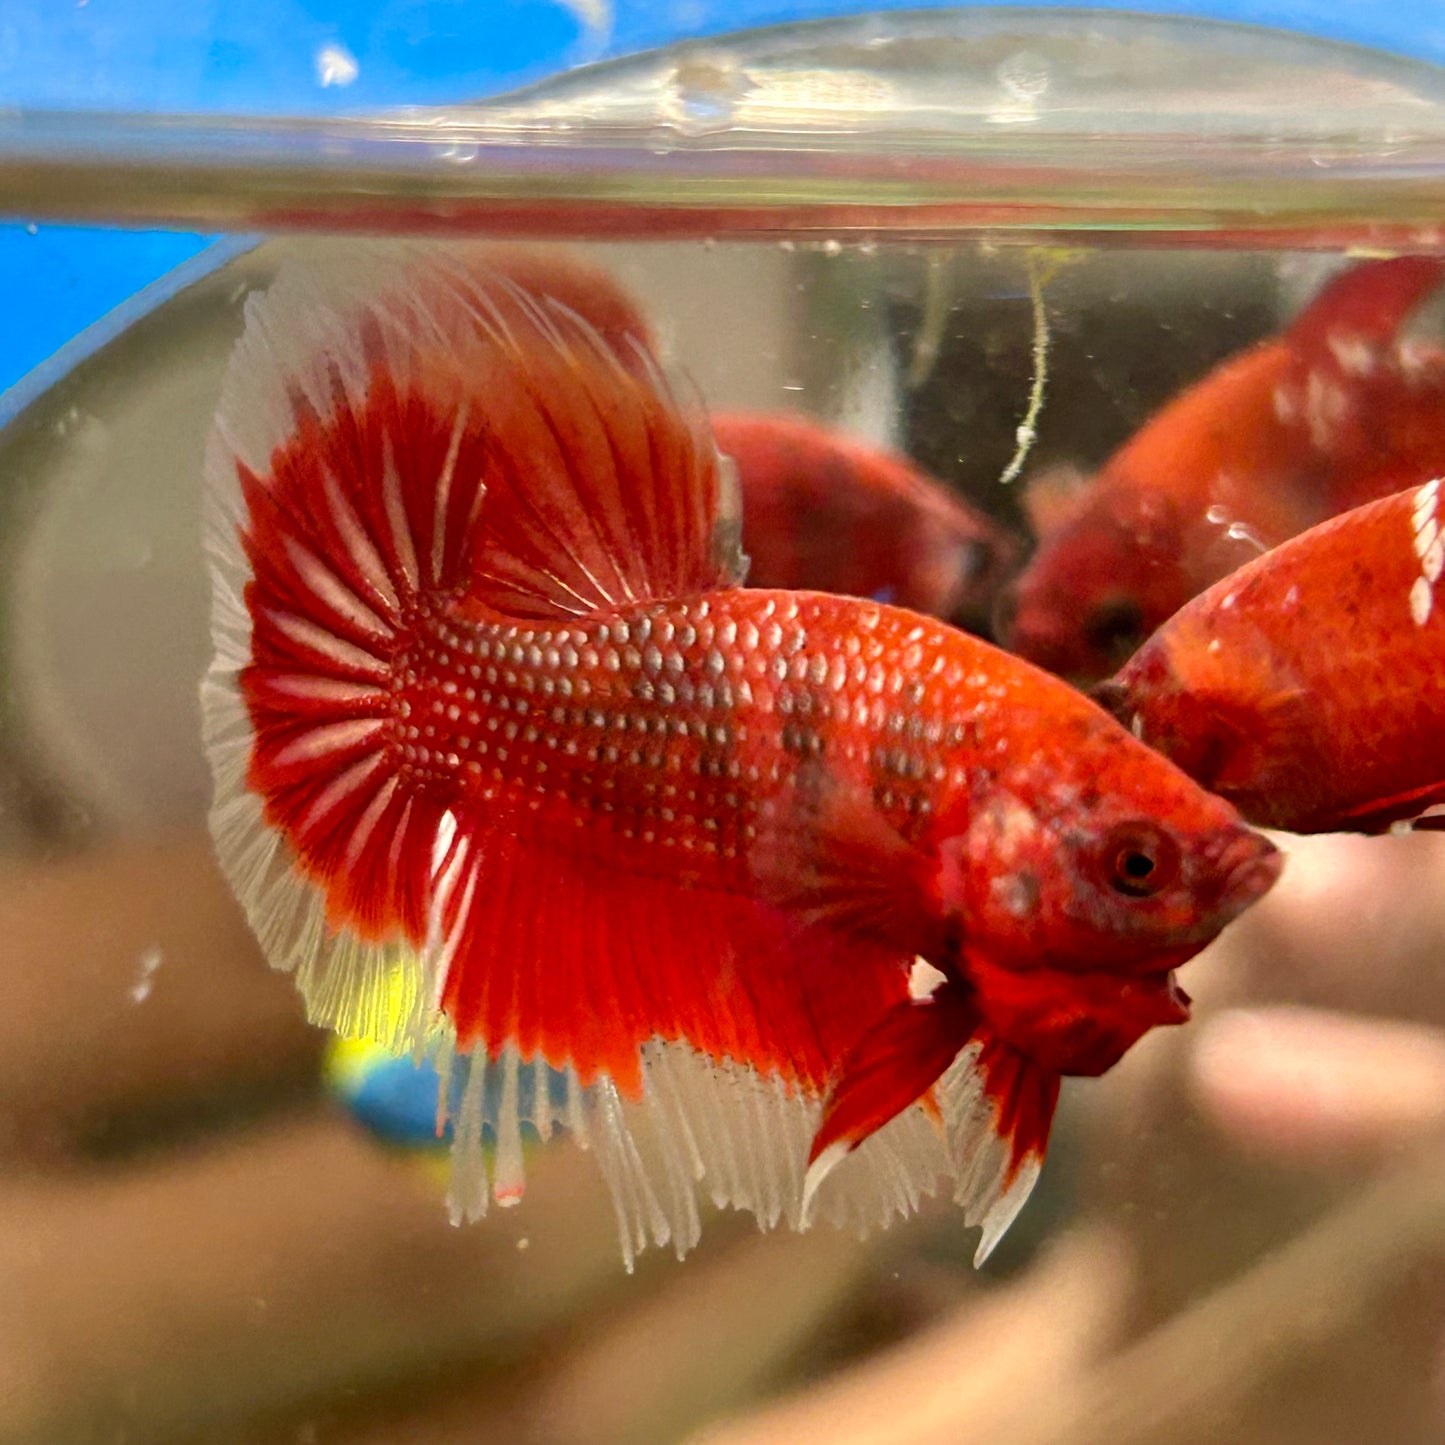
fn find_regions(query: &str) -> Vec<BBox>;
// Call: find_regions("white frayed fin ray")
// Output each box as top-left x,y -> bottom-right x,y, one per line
800,1142 -> 850,1225
202,672 -> 442,1055
201,510 -> 439,1062
426,1033 -> 1044,1272
975,1155 -> 1042,1266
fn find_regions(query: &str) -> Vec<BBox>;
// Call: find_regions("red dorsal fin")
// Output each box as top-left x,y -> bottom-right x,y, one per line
211,242 -> 743,624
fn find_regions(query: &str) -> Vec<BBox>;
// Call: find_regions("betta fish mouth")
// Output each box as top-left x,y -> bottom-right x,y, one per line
1212,829 -> 1283,918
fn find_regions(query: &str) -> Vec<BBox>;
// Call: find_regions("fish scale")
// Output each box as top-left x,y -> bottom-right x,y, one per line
391,591 -> 983,868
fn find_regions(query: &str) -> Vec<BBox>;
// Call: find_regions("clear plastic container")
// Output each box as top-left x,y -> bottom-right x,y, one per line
1,7 -> 1444,1444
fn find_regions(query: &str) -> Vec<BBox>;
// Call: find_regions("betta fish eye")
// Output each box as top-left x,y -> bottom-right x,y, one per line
1082,597 -> 1146,668
1099,822 -> 1182,899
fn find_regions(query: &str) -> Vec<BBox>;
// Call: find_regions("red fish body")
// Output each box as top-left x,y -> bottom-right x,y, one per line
204,244 -> 1278,1266
1105,479 -> 1445,834
711,411 -> 1019,628
1004,256 -> 1445,680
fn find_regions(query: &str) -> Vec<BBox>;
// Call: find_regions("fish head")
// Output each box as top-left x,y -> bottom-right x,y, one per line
936,715 -> 1281,980
1100,610 -> 1314,824
718,412 -> 1020,621
916,513 -> 1023,631
1051,784 -> 1281,958
998,484 -> 1187,682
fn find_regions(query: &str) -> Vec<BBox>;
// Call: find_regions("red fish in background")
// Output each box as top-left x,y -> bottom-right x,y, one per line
1102,476 -> 1445,834
711,411 -> 1020,629
1002,256 -> 1445,681
202,243 -> 1278,1268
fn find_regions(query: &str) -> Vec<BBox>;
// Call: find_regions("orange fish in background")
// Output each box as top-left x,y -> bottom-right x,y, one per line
202,244 -> 1279,1267
1101,476 -> 1445,835
711,411 -> 1020,630
1001,255 -> 1445,681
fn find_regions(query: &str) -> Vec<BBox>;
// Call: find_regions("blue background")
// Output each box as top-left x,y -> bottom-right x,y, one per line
1,0 -> 1442,401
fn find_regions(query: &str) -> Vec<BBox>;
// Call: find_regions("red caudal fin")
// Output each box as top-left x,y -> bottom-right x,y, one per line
203,244 -> 991,1266
202,248 -> 729,1108
446,243 -> 660,361
804,975 -> 1059,1265
205,242 -> 740,957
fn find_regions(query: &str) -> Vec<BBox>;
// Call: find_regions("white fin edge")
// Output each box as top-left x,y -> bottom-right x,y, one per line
435,1033 -> 1042,1271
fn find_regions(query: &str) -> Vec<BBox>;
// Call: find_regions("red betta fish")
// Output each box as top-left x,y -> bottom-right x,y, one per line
202,243 -> 1279,1267
1003,255 -> 1445,681
711,411 -> 1019,628
1103,476 -> 1445,835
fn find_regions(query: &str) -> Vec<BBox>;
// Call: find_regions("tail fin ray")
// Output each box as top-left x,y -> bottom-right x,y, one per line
205,243 -> 737,1043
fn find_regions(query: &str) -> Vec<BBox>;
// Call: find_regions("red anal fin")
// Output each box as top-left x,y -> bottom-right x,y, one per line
805,976 -> 980,1195
436,809 -> 915,1103
802,975 -> 1061,1263
1316,779 -> 1445,835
